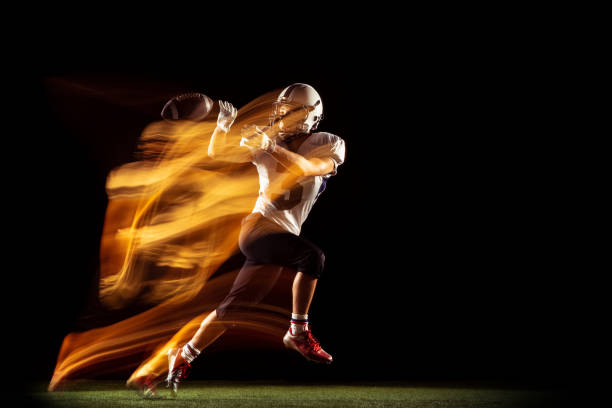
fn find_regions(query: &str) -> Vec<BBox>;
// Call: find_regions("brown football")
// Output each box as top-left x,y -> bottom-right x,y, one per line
161,92 -> 214,122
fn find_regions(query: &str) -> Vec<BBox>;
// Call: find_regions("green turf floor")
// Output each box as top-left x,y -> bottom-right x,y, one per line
28,380 -> 565,407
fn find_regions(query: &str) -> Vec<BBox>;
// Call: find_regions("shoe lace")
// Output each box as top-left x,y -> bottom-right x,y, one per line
174,361 -> 192,382
306,331 -> 322,352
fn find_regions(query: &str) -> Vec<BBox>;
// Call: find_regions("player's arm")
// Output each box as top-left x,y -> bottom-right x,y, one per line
207,101 -> 252,163
239,126 -> 334,177
269,145 -> 335,177
207,126 -> 252,162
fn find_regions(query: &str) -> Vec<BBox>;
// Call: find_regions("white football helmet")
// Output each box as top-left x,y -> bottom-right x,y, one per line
270,83 -> 323,135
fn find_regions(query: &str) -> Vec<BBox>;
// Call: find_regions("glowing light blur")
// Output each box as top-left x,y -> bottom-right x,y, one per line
49,89 -> 310,391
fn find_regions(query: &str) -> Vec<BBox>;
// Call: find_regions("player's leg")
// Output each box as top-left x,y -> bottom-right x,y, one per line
190,309 -> 226,351
292,272 -> 318,315
258,235 -> 332,364
167,262 -> 284,396
231,227 -> 333,363
166,309 -> 227,396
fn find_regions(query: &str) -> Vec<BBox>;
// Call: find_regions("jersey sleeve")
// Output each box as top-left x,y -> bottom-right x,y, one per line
304,132 -> 346,176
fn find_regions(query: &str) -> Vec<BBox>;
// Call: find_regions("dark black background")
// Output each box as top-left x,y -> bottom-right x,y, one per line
17,39 -> 580,394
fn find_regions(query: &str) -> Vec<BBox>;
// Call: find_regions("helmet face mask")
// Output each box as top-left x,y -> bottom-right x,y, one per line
272,102 -> 310,135
269,84 -> 323,139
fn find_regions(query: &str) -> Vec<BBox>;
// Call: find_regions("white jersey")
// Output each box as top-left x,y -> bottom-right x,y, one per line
251,132 -> 346,235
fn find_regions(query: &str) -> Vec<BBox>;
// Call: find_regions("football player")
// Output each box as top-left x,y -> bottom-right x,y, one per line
166,83 -> 346,396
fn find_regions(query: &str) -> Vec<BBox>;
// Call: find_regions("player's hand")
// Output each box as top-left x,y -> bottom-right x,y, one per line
240,125 -> 276,153
217,100 -> 237,132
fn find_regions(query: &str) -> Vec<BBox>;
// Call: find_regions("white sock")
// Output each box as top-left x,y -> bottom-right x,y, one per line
180,341 -> 201,363
290,313 -> 309,335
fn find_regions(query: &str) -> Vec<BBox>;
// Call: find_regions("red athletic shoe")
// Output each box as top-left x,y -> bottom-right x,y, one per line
166,347 -> 191,397
283,328 -> 333,364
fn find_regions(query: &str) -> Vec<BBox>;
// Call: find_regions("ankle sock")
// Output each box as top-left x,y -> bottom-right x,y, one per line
180,341 -> 201,363
290,313 -> 309,335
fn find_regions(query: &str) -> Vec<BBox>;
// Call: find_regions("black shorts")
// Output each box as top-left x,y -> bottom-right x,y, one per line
215,214 -> 325,320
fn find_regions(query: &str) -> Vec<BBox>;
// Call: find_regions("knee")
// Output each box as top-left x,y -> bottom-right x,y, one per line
209,309 -> 232,328
215,303 -> 229,321
317,248 -> 325,270
305,246 -> 325,278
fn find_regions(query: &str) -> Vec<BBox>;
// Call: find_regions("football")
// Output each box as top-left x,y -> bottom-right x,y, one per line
161,92 -> 214,122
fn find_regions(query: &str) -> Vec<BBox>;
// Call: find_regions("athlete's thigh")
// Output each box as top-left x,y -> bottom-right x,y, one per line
223,261 -> 284,302
243,232 -> 321,267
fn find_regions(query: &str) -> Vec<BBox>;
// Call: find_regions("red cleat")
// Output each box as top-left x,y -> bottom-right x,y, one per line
166,347 -> 191,397
283,328 -> 333,364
